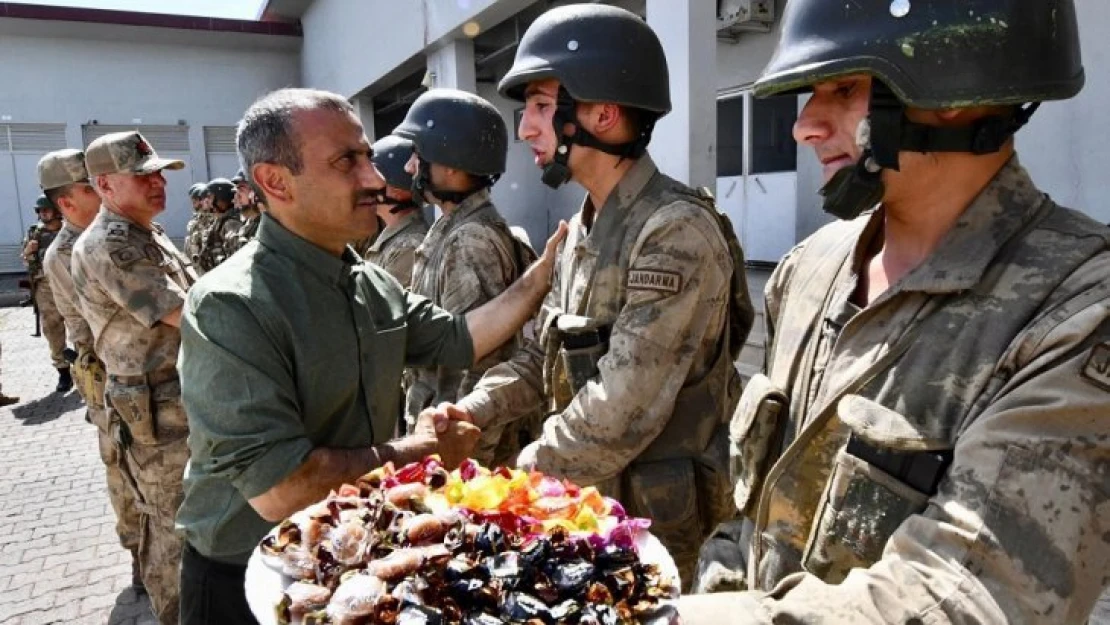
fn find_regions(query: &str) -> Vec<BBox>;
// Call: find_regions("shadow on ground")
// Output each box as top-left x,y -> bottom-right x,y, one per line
10,389 -> 84,425
107,586 -> 157,625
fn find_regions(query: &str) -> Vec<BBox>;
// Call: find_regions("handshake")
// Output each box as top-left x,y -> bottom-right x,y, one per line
400,403 -> 481,469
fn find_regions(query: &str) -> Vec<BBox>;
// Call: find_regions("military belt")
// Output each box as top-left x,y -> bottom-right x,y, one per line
108,367 -> 178,388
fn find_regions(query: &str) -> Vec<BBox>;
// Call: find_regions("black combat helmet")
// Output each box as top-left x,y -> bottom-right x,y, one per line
753,0 -> 1084,220
498,4 -> 670,114
497,4 -> 670,188
393,88 -> 507,204
371,135 -> 416,191
371,135 -> 420,214
34,195 -> 54,212
206,178 -> 236,204
393,89 -> 507,177
188,182 -> 207,199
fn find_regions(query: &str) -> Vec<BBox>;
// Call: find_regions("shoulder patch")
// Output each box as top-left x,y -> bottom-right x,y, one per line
106,222 -> 129,241
627,269 -> 682,295
1080,342 -> 1110,391
109,246 -> 145,268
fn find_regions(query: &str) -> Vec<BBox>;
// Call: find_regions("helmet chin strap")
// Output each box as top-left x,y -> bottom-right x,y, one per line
379,196 -> 419,215
412,159 -> 497,206
819,81 -> 1040,221
540,88 -> 657,190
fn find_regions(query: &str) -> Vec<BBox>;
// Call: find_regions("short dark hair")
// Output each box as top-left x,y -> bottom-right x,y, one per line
236,88 -> 356,184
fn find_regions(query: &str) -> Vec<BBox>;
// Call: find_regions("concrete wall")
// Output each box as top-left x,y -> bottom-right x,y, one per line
1018,0 -> 1110,225
0,16 -> 299,265
300,0 -> 539,98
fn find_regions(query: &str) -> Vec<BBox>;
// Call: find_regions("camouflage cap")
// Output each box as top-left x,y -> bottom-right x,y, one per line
85,130 -> 185,177
37,149 -> 89,191
34,194 -> 55,212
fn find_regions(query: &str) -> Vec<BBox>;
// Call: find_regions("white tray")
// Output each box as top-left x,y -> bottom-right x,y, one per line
245,528 -> 679,625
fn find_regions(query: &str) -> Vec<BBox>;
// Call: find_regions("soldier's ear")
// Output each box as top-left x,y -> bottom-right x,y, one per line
251,163 -> 290,204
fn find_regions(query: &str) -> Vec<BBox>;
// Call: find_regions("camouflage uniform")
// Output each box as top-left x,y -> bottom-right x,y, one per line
184,211 -> 214,273
457,157 -> 753,582
228,213 -> 260,255
23,223 -> 69,369
406,190 -> 537,466
196,210 -> 242,272
687,158 -> 1110,623
72,207 -> 196,625
43,221 -> 141,569
365,210 -> 428,288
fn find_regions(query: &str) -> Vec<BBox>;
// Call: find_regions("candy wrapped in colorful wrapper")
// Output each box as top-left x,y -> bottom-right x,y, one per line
359,456 -> 653,550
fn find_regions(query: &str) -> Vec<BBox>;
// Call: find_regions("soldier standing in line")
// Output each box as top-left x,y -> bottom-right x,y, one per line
182,183 -> 206,263
395,88 -> 542,466
362,134 -> 428,288
39,148 -> 144,593
196,177 -> 241,271
71,130 -> 195,624
681,1 -> 1110,623
22,194 -> 74,392
228,168 -> 263,254
431,5 -> 755,585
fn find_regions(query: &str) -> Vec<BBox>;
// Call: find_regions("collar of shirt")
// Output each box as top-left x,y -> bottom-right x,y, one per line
62,221 -> 85,237
256,212 -> 362,288
444,188 -> 493,223
370,210 -> 425,253
579,154 -> 659,232
98,205 -> 164,237
851,156 -> 1047,297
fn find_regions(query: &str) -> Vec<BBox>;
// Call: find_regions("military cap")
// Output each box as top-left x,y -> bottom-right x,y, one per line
37,149 -> 89,191
85,130 -> 185,177
188,182 -> 207,198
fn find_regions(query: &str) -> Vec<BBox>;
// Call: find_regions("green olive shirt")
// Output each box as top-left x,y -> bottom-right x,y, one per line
176,214 -> 473,565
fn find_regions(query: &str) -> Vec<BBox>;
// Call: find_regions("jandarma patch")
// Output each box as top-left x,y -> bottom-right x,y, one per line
627,270 -> 681,294
1081,342 -> 1110,391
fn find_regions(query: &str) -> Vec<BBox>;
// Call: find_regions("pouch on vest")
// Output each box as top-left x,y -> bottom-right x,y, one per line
106,381 -> 156,446
556,314 -> 608,396
801,394 -> 953,583
730,373 -> 788,516
73,349 -> 106,411
151,378 -> 188,441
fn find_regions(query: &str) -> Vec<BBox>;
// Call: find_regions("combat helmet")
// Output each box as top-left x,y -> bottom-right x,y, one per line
498,4 -> 670,188
753,0 -> 1084,219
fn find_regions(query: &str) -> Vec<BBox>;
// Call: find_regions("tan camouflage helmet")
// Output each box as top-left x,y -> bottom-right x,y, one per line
85,130 -> 185,177
37,149 -> 90,191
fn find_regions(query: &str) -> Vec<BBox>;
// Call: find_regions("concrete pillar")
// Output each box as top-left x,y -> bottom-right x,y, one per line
352,95 -> 376,140
426,38 -> 477,93
646,0 -> 717,190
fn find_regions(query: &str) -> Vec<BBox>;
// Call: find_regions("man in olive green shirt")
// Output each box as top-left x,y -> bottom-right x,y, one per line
176,88 -> 564,625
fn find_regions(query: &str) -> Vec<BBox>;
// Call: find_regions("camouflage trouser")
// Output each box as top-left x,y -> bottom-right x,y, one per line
123,435 -> 188,624
34,280 -> 68,369
90,406 -> 142,554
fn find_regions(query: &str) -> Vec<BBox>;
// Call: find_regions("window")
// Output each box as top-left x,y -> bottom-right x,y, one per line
751,95 -> 798,174
716,96 -> 744,177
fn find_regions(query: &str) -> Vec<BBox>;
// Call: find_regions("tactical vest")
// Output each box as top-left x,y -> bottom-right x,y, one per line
542,171 -> 754,548
730,197 -> 1110,590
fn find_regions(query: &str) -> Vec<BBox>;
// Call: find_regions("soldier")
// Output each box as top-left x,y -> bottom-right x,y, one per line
21,194 -> 73,392
432,5 -> 754,585
195,177 -> 241,271
174,88 -> 564,623
680,1 -> 1110,623
183,183 -> 210,269
394,89 -> 541,466
71,130 -> 195,625
228,168 -> 263,253
38,148 -> 143,592
362,135 -> 428,287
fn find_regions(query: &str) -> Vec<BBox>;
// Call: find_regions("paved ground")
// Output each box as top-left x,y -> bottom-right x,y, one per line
0,306 -> 155,625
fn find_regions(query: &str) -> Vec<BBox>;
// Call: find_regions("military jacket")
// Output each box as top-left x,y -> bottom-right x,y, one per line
459,156 -> 746,506
711,158 -> 1110,624
365,210 -> 428,288
23,223 -> 60,279
71,207 -> 196,378
43,222 -> 93,352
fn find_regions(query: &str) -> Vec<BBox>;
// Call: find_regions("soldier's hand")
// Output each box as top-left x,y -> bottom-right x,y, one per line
535,220 -> 568,285
426,401 -> 476,427
24,240 -> 39,255
436,420 -> 481,470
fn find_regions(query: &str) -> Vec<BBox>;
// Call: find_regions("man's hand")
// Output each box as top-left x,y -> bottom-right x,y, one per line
425,402 -> 476,426
436,420 -> 481,469
525,220 -> 568,293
